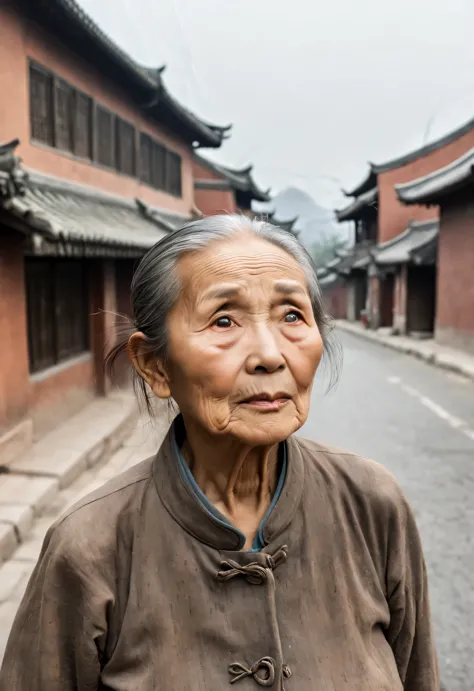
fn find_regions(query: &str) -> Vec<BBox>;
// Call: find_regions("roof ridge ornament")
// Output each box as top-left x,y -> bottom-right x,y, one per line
0,139 -> 28,201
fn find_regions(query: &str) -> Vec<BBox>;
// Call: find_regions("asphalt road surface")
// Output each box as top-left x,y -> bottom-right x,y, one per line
300,331 -> 474,691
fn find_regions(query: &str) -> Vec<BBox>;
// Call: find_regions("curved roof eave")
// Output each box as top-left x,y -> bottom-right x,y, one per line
372,116 -> 474,174
193,154 -> 270,200
395,146 -> 474,205
374,219 -> 439,265
335,187 -> 378,222
250,184 -> 271,203
342,167 -> 377,197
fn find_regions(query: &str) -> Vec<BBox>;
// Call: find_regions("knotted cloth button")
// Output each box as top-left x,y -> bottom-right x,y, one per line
228,656 -> 276,686
265,545 -> 288,570
217,560 -> 268,585
217,545 -> 288,585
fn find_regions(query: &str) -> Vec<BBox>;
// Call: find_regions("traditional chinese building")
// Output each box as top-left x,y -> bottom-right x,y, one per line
334,186 -> 378,322
396,147 -> 474,353
334,117 -> 474,331
317,262 -> 348,321
261,211 -> 297,235
371,219 -> 439,334
192,153 -> 270,217
0,0 -> 227,460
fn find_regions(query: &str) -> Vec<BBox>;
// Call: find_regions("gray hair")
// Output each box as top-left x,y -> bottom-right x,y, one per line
108,214 -> 340,410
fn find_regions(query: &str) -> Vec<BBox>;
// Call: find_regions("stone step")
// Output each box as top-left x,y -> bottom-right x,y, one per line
0,392 -> 137,562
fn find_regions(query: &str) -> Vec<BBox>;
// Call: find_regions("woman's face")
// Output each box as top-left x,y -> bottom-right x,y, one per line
161,234 -> 323,445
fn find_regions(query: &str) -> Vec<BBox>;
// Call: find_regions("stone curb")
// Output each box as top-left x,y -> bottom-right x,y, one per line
335,321 -> 474,382
0,394 -> 137,563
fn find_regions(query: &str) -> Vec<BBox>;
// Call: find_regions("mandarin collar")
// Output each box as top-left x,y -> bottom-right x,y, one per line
152,417 -> 305,551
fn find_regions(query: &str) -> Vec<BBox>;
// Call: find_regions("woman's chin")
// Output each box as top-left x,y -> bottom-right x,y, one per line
227,412 -> 303,446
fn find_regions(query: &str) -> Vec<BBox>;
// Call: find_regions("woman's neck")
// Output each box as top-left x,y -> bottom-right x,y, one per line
181,419 -> 279,547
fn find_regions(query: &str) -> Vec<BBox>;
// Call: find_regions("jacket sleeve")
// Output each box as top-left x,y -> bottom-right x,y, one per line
385,495 -> 440,691
0,519 -> 112,690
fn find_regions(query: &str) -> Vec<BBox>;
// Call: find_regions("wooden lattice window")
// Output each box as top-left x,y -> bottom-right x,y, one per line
115,118 -> 136,177
25,259 -> 89,374
54,78 -> 73,152
166,150 -> 182,197
73,91 -> 93,159
25,261 -> 55,372
29,64 -> 54,146
151,140 -> 166,190
55,262 -> 89,360
28,60 -> 183,194
139,133 -> 152,185
96,105 -> 114,168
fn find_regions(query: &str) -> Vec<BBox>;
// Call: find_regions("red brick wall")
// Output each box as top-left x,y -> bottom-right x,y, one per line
435,199 -> 474,353
378,128 -> 474,243
0,2 -> 195,215
192,160 -> 237,215
194,188 -> 237,216
29,355 -> 94,438
0,227 -> 30,431
192,160 -> 221,182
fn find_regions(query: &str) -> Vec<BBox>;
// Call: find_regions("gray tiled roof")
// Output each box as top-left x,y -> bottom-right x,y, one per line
336,187 -> 378,222
396,147 -> 474,206
342,116 -> 474,199
372,117 -> 474,174
330,243 -> 374,275
2,169 -> 189,255
0,139 -> 28,199
193,154 -> 270,202
342,169 -> 377,198
318,272 -> 341,288
374,219 -> 439,265
266,212 -> 299,234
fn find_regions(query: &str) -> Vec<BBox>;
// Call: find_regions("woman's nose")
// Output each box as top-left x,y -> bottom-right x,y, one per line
245,326 -> 285,374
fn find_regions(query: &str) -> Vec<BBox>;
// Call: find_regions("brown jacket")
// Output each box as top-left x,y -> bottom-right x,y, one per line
0,426 -> 439,690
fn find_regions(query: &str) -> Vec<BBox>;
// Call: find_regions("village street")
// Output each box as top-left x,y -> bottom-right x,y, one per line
302,331 -> 474,691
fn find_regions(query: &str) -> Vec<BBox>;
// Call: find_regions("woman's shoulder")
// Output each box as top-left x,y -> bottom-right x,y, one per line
294,435 -> 409,518
44,456 -> 156,559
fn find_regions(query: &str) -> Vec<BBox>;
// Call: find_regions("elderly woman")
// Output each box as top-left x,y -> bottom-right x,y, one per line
1,215 -> 438,690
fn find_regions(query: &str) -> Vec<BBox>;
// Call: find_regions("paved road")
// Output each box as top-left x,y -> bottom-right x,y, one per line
301,331 -> 474,691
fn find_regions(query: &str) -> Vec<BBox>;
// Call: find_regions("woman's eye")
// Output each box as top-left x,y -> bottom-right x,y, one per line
284,311 -> 301,324
214,316 -> 233,329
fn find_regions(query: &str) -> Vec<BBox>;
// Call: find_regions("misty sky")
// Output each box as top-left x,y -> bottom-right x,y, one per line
79,0 -> 474,209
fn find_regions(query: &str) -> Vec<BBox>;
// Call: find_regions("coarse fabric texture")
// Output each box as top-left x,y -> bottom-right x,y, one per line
0,422 -> 439,690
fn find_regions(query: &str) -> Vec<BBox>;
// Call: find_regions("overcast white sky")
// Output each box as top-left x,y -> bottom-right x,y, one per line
80,0 -> 474,208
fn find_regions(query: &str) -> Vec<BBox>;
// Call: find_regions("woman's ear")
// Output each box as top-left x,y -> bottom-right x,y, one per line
128,332 -> 172,399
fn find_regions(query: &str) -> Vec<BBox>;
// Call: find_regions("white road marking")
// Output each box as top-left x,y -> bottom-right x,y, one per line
388,376 -> 474,444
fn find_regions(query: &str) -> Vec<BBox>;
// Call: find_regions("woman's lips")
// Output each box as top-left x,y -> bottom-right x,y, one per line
241,396 -> 291,412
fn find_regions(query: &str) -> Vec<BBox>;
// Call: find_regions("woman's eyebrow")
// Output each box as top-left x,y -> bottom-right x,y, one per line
274,282 -> 307,297
201,285 -> 242,302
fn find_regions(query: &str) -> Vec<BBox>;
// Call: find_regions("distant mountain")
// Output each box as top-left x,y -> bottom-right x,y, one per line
255,186 -> 345,249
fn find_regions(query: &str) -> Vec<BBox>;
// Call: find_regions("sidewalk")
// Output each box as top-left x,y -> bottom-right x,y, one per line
0,391 -> 139,564
336,320 -> 474,381
0,397 -> 170,662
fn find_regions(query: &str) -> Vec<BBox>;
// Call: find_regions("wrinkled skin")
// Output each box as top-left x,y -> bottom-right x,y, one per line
130,233 -> 324,544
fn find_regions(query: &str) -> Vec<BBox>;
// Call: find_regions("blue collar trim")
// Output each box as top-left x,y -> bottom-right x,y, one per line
171,422 -> 287,552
